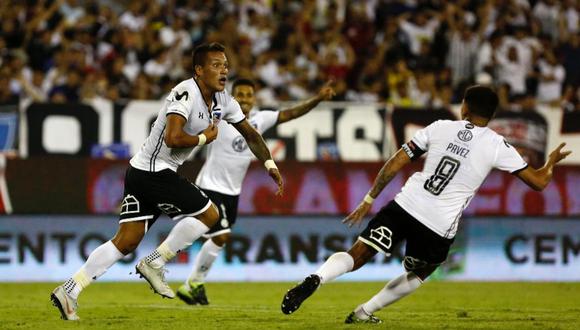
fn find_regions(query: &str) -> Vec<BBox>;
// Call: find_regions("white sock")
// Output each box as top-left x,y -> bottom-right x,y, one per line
357,271 -> 422,318
63,240 -> 124,299
145,217 -> 209,268
314,252 -> 354,284
188,239 -> 223,285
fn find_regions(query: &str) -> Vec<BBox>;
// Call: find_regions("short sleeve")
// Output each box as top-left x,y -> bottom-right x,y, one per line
401,121 -> 438,160
494,139 -> 528,173
222,97 -> 245,124
166,87 -> 193,119
257,110 -> 279,133
411,120 -> 439,150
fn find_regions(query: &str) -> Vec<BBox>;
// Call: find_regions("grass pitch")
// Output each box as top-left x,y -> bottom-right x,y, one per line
1,282 -> 579,329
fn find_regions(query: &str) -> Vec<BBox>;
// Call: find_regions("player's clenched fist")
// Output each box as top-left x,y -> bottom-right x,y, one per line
202,124 -> 218,143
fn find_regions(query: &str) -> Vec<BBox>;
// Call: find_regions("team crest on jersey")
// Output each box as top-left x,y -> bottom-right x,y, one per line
457,129 -> 473,142
232,136 -> 248,152
158,203 -> 181,215
369,226 -> 393,251
120,194 -> 140,215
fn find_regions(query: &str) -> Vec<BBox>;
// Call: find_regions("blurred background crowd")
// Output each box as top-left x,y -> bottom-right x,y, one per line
0,0 -> 579,112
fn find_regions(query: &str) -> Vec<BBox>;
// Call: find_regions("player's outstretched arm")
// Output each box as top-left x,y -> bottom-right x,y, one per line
343,149 -> 412,227
276,80 -> 336,124
515,142 -> 572,191
233,119 -> 284,195
164,114 -> 217,148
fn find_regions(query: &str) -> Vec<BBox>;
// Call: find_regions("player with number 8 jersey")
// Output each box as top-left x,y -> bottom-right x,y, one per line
281,85 -> 572,324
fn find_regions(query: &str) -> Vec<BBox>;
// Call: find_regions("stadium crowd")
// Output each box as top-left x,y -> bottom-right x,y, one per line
0,0 -> 579,112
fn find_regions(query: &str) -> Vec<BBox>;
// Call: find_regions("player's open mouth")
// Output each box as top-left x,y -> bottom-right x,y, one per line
219,77 -> 227,85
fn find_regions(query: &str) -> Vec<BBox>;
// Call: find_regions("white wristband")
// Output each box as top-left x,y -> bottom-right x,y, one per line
264,159 -> 277,170
197,134 -> 207,146
363,193 -> 375,204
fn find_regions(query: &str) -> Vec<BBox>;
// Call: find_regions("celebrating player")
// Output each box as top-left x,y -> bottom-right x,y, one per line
175,78 -> 336,305
281,85 -> 571,323
50,42 -> 284,321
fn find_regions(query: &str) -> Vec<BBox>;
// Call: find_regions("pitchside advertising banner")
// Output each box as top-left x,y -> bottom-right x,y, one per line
0,216 -> 578,282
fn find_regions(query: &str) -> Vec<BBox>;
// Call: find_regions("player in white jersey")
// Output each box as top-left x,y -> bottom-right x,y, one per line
176,78 -> 336,305
50,43 -> 284,321
281,85 -> 571,323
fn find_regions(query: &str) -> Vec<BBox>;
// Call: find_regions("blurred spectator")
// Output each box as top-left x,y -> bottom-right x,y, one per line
0,0 -> 576,108
496,46 -> 527,95
398,10 -> 442,56
536,50 -> 565,105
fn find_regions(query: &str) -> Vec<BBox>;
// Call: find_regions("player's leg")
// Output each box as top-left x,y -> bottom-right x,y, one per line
347,261 -> 437,324
177,233 -> 230,305
137,174 -> 220,298
137,203 -> 219,298
177,189 -> 238,305
347,204 -> 453,323
282,201 -> 404,315
51,221 -> 147,321
51,166 -> 156,321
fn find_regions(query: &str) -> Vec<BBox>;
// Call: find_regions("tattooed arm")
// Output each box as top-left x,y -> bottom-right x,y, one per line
343,149 -> 412,227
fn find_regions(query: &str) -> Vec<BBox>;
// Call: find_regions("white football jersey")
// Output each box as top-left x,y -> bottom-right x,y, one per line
395,120 -> 528,239
196,108 -> 279,195
130,78 -> 245,172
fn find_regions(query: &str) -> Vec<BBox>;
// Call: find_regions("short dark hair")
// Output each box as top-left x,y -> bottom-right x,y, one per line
464,85 -> 499,119
232,78 -> 255,92
192,42 -> 226,68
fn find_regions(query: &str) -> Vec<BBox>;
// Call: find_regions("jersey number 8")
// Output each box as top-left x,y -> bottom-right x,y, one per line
424,156 -> 461,196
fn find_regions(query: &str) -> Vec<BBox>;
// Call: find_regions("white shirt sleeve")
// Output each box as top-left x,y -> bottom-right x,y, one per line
166,87 -> 193,119
222,97 -> 246,124
257,110 -> 279,133
494,139 -> 528,173
410,120 -> 439,151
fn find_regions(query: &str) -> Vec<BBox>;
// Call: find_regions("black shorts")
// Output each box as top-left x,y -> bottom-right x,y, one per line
202,189 -> 239,237
118,166 -> 211,229
359,200 -> 454,266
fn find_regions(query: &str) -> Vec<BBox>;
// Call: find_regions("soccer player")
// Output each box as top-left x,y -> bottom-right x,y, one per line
280,85 -> 571,323
176,78 -> 336,305
50,42 -> 284,321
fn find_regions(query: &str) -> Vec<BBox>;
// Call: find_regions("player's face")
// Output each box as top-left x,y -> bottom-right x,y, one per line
233,85 -> 255,117
197,51 -> 229,93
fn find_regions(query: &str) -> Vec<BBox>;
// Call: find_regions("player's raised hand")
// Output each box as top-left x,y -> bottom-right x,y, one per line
318,80 -> 336,101
342,201 -> 372,228
548,142 -> 572,164
203,123 -> 218,143
268,168 -> 284,196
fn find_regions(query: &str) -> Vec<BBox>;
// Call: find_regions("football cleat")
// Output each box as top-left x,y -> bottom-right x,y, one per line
135,259 -> 175,298
344,311 -> 383,324
281,274 -> 320,314
177,281 -> 209,305
50,285 -> 80,321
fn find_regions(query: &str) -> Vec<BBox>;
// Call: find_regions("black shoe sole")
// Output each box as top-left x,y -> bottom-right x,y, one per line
176,290 -> 198,305
50,293 -> 67,320
281,275 -> 320,315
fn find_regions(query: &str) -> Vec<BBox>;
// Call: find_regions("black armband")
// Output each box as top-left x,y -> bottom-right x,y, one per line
402,141 -> 425,160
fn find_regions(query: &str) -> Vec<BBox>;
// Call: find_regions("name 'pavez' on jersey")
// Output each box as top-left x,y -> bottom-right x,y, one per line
196,108 -> 279,195
130,78 -> 245,173
395,120 -> 528,239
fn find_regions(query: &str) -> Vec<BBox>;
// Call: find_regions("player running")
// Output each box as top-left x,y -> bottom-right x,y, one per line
280,85 -> 571,323
176,78 -> 336,305
50,42 -> 283,321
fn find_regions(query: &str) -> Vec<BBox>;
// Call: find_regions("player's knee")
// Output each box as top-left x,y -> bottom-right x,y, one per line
403,256 -> 437,280
212,233 -> 230,247
112,222 -> 145,255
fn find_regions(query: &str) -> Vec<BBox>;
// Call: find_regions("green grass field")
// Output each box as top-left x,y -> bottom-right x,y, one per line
1,282 -> 579,329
